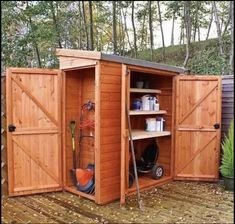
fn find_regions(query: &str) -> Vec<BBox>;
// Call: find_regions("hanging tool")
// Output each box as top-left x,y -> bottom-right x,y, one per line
125,104 -> 144,211
70,120 -> 77,186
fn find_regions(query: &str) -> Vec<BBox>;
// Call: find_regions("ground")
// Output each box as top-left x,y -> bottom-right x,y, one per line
1,181 -> 234,224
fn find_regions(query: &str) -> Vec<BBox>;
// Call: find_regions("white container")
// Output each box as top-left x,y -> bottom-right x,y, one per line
156,120 -> 161,131
141,95 -> 151,110
146,118 -> 156,132
153,103 -> 159,111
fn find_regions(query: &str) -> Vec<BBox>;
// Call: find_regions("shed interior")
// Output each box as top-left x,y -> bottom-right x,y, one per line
63,67 -> 96,200
126,70 -> 174,194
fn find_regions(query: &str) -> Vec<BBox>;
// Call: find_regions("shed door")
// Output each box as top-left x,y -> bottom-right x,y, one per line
6,68 -> 62,196
174,76 -> 221,181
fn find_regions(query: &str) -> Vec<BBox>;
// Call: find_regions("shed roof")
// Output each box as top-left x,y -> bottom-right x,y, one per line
56,49 -> 189,74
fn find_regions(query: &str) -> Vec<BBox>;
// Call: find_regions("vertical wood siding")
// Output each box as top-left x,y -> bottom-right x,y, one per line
221,75 -> 234,138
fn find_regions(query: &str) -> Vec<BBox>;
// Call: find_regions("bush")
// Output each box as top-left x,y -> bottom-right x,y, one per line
220,120 -> 234,178
188,47 -> 230,75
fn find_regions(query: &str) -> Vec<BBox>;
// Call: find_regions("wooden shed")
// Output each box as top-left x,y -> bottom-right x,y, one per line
6,49 -> 222,205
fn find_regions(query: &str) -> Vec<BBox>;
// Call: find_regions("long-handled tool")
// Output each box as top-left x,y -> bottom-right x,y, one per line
126,104 -> 143,210
70,120 -> 77,186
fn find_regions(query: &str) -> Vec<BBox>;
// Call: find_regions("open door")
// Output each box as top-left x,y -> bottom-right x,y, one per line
6,68 -> 62,196
174,76 -> 221,181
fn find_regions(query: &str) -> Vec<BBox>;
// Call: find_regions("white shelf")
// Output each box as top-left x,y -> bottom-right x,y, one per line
130,129 -> 171,140
130,88 -> 161,94
129,110 -> 167,115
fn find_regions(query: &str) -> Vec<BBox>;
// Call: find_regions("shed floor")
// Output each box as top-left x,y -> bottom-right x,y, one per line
1,181 -> 233,223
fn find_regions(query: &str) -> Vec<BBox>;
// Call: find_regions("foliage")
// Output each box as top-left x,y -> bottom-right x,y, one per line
220,120 -> 234,178
187,46 -> 229,75
1,1 -> 233,74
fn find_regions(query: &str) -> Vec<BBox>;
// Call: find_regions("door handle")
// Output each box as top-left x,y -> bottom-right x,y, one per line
213,123 -> 220,129
8,124 -> 16,132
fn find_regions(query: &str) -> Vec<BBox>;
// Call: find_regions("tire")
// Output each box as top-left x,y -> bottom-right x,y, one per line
151,165 -> 164,180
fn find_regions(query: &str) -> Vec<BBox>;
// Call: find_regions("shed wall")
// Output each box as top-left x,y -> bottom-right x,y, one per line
99,61 -> 122,204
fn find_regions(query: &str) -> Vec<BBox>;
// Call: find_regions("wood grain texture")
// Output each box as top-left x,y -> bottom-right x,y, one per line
174,76 -> 221,180
99,61 -> 122,204
6,68 -> 62,196
63,68 -> 95,193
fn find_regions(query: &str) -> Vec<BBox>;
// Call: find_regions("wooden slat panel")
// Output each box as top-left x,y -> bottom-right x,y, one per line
99,61 -> 122,204
174,76 -> 221,181
221,75 -> 234,138
6,68 -> 62,196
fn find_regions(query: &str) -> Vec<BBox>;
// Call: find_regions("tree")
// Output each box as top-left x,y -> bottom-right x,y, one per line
49,1 -> 62,48
131,1 -> 137,58
212,1 -> 223,56
121,3 -> 133,55
157,1 -> 165,61
206,6 -> 213,40
88,1 -> 94,50
112,1 -> 117,54
148,1 -> 154,61
183,1 -> 191,67
164,1 -> 183,46
82,1 -> 89,50
26,2 -> 42,67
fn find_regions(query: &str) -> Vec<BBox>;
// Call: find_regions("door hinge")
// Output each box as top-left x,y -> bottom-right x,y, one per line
126,69 -> 130,76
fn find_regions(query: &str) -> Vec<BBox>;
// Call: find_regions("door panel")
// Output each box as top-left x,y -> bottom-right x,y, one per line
7,68 -> 62,196
174,76 -> 221,181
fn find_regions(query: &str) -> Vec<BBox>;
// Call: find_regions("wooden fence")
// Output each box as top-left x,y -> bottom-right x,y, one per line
1,75 -> 7,197
221,75 -> 234,138
1,75 -> 234,197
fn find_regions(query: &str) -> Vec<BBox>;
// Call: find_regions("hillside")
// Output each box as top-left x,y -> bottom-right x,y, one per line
134,37 -> 231,75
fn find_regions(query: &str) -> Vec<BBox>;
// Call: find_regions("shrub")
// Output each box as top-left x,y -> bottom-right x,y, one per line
220,120 -> 234,177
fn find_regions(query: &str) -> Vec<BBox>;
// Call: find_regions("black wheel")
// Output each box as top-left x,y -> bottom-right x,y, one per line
151,165 -> 164,179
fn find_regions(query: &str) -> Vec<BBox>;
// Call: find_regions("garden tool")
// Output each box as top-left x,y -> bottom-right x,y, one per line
70,120 -> 78,186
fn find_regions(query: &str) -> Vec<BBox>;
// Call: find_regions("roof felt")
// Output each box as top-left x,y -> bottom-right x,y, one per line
56,49 -> 189,74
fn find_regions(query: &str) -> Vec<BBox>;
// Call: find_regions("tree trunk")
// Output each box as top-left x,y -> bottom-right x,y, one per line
222,10 -> 231,37
157,1 -> 165,61
212,1 -> 223,55
122,8 -> 133,55
230,1 -> 234,75
49,1 -> 62,48
198,26 -> 200,42
78,1 -> 82,49
27,2 -> 41,67
183,1 -> 191,67
180,23 -> 184,45
131,1 -> 137,57
88,1 -> 94,50
171,12 -> 175,46
112,1 -> 117,54
206,9 -> 213,40
140,9 -> 146,50
149,1 -> 154,61
193,2 -> 199,42
82,1 -> 89,50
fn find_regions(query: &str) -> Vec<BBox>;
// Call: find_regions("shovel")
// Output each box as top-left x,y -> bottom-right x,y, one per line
70,120 -> 77,186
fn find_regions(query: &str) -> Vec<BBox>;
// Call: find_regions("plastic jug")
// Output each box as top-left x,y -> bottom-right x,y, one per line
146,118 -> 156,132
141,95 -> 151,110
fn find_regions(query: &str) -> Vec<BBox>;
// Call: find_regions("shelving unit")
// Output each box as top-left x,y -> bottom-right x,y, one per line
131,130 -> 171,140
129,110 -> 167,115
130,88 -> 161,94
123,71 -> 174,198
